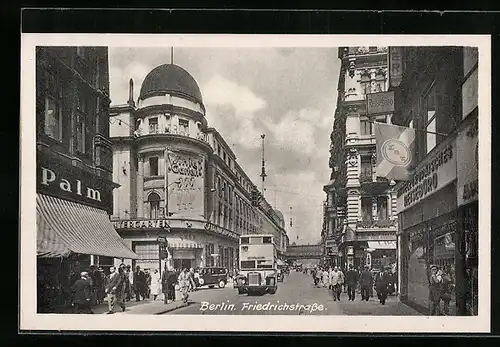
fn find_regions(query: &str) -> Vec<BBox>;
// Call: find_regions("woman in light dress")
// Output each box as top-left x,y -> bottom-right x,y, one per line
150,269 -> 162,301
323,267 -> 331,288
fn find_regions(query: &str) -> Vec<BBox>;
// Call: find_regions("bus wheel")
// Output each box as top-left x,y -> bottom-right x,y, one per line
218,280 -> 226,289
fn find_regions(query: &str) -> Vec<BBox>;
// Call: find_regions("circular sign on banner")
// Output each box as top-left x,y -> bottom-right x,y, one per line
381,139 -> 412,167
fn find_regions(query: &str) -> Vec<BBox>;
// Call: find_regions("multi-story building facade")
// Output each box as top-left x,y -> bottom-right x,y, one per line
391,46 -> 478,316
323,46 -> 398,271
110,63 -> 287,274
35,47 -> 136,313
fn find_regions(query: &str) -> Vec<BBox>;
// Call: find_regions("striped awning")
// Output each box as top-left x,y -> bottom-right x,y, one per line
37,194 -> 137,259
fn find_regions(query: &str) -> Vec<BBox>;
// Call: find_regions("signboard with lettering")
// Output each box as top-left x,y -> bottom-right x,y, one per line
367,91 -> 395,115
37,150 -> 116,213
397,140 -> 457,212
204,222 -> 238,240
388,47 -> 403,88
113,219 -> 171,230
457,116 -> 478,206
166,149 -> 205,217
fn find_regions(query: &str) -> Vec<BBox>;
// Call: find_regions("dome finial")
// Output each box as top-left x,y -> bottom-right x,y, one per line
170,47 -> 174,65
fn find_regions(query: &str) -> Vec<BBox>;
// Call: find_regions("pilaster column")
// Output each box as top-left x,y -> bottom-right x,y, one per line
372,197 -> 378,221
347,189 -> 359,229
390,185 -> 398,220
137,155 -> 145,218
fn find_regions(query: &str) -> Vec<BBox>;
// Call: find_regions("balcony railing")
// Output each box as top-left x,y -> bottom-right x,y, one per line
357,219 -> 396,229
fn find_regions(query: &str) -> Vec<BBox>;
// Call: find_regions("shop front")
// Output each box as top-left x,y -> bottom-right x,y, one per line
113,218 -> 239,274
36,151 -> 137,313
455,113 -> 479,316
364,240 -> 397,271
398,137 -> 458,315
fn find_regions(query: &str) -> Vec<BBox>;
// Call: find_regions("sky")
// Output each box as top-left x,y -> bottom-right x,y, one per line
109,47 -> 341,245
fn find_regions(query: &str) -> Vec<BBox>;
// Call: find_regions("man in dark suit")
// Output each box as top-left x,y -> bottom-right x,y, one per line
71,272 -> 93,314
375,266 -> 391,305
133,266 -> 146,301
105,266 -> 125,314
345,264 -> 359,301
359,265 -> 373,301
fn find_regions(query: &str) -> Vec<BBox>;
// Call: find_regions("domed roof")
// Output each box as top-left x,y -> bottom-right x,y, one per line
139,64 -> 203,105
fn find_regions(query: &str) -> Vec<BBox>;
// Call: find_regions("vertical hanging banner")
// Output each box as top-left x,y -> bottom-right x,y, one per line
388,47 -> 404,88
165,148 -> 205,218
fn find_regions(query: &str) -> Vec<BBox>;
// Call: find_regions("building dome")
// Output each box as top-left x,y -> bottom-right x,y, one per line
273,209 -> 284,222
139,64 -> 203,105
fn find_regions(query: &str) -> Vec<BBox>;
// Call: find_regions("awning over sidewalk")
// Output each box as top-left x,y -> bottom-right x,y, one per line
37,194 -> 137,259
367,241 -> 397,250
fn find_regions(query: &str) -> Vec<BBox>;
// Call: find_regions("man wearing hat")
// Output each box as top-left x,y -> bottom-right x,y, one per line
375,266 -> 391,305
428,264 -> 442,315
359,265 -> 373,301
71,272 -> 93,314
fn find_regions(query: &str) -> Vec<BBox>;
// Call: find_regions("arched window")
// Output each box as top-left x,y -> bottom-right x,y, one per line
148,192 -> 161,219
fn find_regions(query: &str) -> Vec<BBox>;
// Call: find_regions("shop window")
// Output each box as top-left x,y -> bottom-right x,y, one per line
179,118 -> 189,136
360,156 -> 372,182
148,192 -> 161,219
360,119 -> 373,135
149,117 -> 158,134
149,156 -> 159,176
361,197 -> 372,221
134,241 -> 159,262
377,196 -> 388,220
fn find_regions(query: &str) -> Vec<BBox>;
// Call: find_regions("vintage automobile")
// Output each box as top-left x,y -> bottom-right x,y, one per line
196,267 -> 228,289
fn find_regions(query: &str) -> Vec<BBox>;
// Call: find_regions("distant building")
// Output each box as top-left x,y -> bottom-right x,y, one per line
36,46 -> 136,313
109,63 -> 288,273
323,46 -> 397,271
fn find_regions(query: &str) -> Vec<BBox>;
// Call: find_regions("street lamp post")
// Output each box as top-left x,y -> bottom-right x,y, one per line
157,236 -> 168,279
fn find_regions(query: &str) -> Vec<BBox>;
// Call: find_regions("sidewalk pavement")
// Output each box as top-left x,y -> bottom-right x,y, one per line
91,295 -> 191,315
336,293 -> 423,316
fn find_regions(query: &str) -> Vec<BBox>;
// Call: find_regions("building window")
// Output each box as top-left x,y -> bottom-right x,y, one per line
361,197 -> 372,221
148,192 -> 161,219
223,152 -> 227,163
377,196 -> 388,220
75,92 -> 91,154
223,206 -> 228,228
360,156 -> 372,182
425,84 -> 437,154
149,117 -> 159,134
360,73 -> 371,98
218,202 -> 223,225
179,119 -> 189,135
149,156 -> 159,176
44,96 -> 62,141
360,119 -> 373,135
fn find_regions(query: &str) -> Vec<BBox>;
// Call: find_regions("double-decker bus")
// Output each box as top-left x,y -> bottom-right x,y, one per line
234,234 -> 278,295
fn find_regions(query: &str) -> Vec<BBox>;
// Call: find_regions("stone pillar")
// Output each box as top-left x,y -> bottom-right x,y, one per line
390,181 -> 398,220
372,196 -> 378,221
137,155 -> 145,218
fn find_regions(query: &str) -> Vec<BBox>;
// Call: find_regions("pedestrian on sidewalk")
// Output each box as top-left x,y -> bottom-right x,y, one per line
145,269 -> 152,299
178,268 -> 191,303
329,266 -> 344,301
150,268 -> 161,301
105,266 -> 125,314
125,265 -> 133,301
375,266 -> 390,305
345,264 -> 359,301
133,266 -> 146,301
71,272 -> 93,314
440,265 -> 453,315
359,265 -> 373,301
322,267 -> 330,288
428,264 -> 442,315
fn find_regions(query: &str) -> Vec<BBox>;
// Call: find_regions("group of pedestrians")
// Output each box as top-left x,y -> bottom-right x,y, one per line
311,264 -> 397,305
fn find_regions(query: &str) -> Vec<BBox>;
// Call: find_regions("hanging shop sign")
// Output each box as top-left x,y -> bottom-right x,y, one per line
457,116 -> 479,206
37,150 -> 115,213
113,219 -> 171,230
166,149 -> 205,217
388,47 -> 403,88
367,91 -> 395,115
397,140 -> 457,212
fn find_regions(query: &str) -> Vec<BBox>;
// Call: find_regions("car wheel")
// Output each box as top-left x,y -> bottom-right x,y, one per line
238,288 -> 245,295
218,280 -> 226,289
268,288 -> 276,294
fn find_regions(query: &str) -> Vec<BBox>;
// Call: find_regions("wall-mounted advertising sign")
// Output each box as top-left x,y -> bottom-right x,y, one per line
166,149 -> 205,217
388,47 -> 403,88
397,140 -> 457,212
457,116 -> 478,206
113,219 -> 171,230
367,91 -> 395,115
204,222 -> 239,240
37,150 -> 115,213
